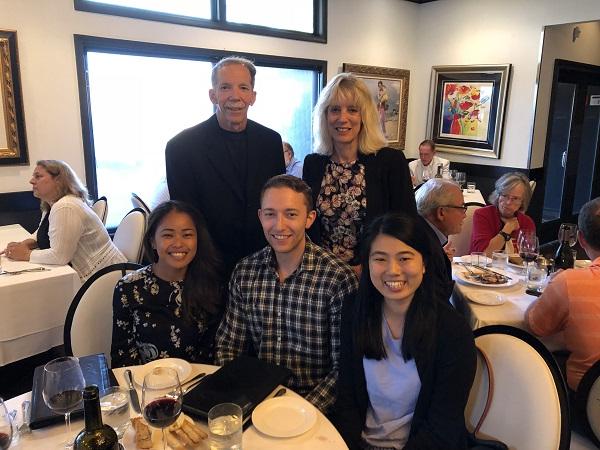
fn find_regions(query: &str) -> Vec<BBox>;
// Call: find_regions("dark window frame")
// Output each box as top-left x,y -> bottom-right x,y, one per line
73,0 -> 327,43
74,34 -> 327,200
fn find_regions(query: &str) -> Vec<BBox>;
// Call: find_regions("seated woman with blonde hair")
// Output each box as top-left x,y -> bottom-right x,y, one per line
1,160 -> 126,281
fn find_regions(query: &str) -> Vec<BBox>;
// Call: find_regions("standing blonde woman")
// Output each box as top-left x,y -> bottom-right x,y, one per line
303,73 -> 416,269
1,160 -> 126,281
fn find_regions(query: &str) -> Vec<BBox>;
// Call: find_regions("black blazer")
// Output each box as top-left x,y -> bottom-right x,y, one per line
303,148 -> 417,254
420,216 -> 455,304
333,297 -> 476,450
165,115 -> 285,275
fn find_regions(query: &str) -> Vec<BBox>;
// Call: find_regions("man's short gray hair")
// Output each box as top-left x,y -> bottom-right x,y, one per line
211,56 -> 256,88
416,179 -> 460,217
578,197 -> 600,251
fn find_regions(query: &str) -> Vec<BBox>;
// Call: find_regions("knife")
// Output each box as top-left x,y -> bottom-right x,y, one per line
124,369 -> 141,413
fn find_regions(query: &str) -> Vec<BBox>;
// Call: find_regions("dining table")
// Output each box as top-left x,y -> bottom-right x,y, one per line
5,362 -> 348,449
0,224 -> 81,366
462,188 -> 486,205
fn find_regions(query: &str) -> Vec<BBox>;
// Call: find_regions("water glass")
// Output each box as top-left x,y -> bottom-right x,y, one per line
455,172 -> 466,189
100,386 -> 130,440
491,251 -> 508,269
208,403 -> 242,450
467,182 -> 476,193
527,261 -> 547,291
470,251 -> 487,267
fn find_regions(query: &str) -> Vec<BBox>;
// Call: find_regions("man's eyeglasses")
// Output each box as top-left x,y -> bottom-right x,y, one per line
499,194 -> 522,203
440,204 -> 468,212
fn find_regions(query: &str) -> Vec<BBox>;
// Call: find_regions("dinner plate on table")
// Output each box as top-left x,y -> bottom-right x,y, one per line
467,291 -> 507,306
252,396 -> 317,438
131,358 -> 192,386
455,269 -> 518,288
460,255 -> 492,266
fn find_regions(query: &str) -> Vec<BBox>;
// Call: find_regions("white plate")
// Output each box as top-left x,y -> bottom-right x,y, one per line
131,358 -> 192,386
460,255 -> 492,266
467,292 -> 507,306
455,269 -> 518,288
575,259 -> 592,269
252,396 -> 317,438
507,261 -> 526,271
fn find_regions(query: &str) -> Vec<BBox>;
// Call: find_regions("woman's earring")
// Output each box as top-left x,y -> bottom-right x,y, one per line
152,248 -> 159,262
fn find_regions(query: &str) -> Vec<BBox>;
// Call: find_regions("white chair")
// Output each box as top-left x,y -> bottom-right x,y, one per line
466,325 -> 570,450
449,201 -> 485,257
91,196 -> 108,225
131,192 -> 151,215
573,360 -> 600,448
113,208 -> 147,264
63,262 -> 142,367
530,179 -> 537,195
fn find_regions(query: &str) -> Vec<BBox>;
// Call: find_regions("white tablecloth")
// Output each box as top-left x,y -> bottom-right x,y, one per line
463,188 -> 486,205
0,225 -> 81,366
6,363 -> 348,449
452,260 -> 565,350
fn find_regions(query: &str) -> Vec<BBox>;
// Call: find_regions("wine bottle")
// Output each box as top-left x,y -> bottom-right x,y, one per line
435,164 -> 443,178
74,386 -> 119,450
554,237 -> 575,270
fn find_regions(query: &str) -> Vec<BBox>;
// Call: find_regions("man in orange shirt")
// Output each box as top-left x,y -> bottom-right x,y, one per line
525,197 -> 600,392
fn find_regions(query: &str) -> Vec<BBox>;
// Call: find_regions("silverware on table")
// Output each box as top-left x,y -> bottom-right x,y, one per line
0,267 -> 50,275
18,400 -> 31,434
474,264 -> 512,280
124,369 -> 141,413
180,372 -> 206,395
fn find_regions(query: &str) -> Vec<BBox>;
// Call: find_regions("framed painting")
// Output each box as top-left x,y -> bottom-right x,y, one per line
0,30 -> 28,165
342,63 -> 409,150
426,64 -> 511,159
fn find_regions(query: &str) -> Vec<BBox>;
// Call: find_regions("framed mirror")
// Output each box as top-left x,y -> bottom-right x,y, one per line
0,30 -> 28,165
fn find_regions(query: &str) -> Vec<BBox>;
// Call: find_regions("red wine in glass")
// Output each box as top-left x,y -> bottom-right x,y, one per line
519,251 -> 538,264
144,397 -> 181,428
0,432 -> 10,450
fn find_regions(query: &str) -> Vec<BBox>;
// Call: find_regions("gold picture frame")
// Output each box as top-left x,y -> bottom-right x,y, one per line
0,30 -> 28,165
342,63 -> 410,150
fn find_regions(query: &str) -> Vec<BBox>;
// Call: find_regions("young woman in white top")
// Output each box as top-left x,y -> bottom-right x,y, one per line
1,160 -> 126,281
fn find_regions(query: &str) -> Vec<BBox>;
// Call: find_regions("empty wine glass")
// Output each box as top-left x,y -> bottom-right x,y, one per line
518,230 -> 539,279
455,172 -> 466,190
142,367 -> 182,450
422,167 -> 431,182
42,356 -> 85,449
0,398 -> 12,450
558,223 -> 578,247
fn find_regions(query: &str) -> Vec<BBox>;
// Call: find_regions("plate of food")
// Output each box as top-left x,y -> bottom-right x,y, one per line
507,254 -> 526,270
455,267 -> 518,288
131,358 -> 192,387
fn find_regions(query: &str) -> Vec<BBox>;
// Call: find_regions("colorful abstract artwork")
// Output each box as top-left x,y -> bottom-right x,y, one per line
439,81 -> 493,141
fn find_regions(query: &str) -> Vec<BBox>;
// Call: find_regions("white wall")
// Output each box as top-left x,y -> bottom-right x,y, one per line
412,0 -> 600,168
1,0 -> 600,193
530,20 -> 600,168
0,0 -> 419,193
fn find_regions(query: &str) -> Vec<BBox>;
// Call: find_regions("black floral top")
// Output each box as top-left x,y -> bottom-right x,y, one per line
316,159 -> 367,264
110,265 -> 218,368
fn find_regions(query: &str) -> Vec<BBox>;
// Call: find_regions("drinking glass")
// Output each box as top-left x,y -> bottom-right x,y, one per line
100,386 -> 130,441
470,251 -> 487,267
422,167 -> 431,182
526,259 -> 547,292
558,223 -> 578,247
467,182 -> 476,193
491,251 -> 508,269
456,172 -> 466,189
42,356 -> 85,449
518,230 -> 539,280
142,367 -> 182,450
0,398 -> 12,450
208,403 -> 242,450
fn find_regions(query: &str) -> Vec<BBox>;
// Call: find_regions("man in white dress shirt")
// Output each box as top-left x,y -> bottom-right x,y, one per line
409,139 -> 450,187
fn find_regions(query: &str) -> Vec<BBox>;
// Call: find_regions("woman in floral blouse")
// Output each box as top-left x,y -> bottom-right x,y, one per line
303,73 -> 416,271
110,200 -> 223,368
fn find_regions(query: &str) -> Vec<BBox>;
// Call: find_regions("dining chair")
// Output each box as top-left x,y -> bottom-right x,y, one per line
63,262 -> 142,368
529,179 -> 537,195
449,201 -> 485,257
91,196 -> 108,225
130,192 -> 151,215
112,207 -> 147,264
574,359 -> 600,447
466,325 -> 570,450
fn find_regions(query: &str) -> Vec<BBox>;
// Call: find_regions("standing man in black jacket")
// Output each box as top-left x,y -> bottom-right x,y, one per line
166,56 -> 285,276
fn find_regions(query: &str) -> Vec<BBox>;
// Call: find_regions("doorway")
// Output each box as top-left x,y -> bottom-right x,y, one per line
539,59 -> 600,243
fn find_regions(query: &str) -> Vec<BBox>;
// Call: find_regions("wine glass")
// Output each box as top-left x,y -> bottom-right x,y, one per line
558,223 -> 578,247
42,356 -> 85,449
0,398 -> 12,450
455,172 -> 466,190
422,167 -> 431,182
518,230 -> 539,278
142,367 -> 182,450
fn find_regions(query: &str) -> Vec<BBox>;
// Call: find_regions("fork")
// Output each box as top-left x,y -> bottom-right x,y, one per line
0,267 -> 49,275
457,262 -> 481,280
18,400 -> 31,434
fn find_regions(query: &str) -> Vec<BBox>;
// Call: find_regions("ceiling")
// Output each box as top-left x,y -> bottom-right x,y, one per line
404,0 -> 439,3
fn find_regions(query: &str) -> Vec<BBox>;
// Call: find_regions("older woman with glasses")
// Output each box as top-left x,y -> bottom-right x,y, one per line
469,172 -> 535,256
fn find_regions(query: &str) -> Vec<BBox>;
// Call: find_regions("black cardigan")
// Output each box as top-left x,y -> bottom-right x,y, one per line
333,297 -> 476,450
302,148 -> 417,260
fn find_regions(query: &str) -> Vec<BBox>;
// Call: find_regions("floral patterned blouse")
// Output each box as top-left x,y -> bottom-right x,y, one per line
316,159 -> 367,264
110,265 -> 219,368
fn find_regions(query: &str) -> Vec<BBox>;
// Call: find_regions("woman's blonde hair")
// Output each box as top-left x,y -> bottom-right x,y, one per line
312,73 -> 387,156
36,160 -> 89,212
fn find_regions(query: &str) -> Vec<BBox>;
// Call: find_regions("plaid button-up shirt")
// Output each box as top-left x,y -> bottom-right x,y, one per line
215,240 -> 358,412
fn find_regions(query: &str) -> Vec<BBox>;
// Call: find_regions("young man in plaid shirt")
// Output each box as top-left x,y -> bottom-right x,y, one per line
215,175 -> 358,413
